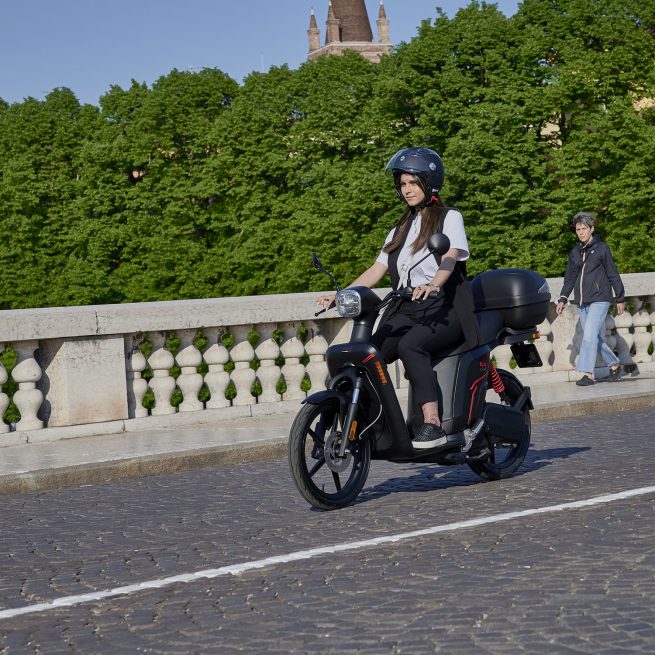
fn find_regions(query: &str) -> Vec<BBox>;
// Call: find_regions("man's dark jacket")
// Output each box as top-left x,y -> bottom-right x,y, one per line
558,235 -> 625,306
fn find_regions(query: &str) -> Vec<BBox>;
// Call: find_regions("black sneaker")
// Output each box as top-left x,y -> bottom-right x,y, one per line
575,375 -> 594,386
413,423 -> 451,450
607,366 -> 623,382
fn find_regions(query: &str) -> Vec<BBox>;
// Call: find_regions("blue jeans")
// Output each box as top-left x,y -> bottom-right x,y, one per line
576,302 -> 620,375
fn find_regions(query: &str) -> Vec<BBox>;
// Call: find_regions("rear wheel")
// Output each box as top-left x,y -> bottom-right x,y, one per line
288,398 -> 371,510
468,369 -> 530,481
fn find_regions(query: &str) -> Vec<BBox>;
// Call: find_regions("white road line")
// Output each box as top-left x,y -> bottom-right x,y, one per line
1,485 -> 654,620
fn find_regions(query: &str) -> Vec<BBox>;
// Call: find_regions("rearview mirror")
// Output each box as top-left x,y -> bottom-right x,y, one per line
428,233 -> 451,256
311,252 -> 342,292
311,252 -> 325,273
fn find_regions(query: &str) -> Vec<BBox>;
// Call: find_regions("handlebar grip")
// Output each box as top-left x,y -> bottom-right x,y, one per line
314,299 -> 336,316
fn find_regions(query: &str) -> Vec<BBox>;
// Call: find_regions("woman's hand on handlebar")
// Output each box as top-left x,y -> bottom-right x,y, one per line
317,293 -> 336,310
412,284 -> 438,302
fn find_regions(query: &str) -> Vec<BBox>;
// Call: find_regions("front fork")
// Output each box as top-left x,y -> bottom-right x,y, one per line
338,375 -> 365,458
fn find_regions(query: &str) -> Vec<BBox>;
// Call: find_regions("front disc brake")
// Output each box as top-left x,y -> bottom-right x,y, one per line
324,432 -> 353,473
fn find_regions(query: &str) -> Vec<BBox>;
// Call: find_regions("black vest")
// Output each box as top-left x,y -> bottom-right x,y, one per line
386,223 -> 480,350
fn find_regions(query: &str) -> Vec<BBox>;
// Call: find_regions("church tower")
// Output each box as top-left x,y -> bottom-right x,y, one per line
308,1 -> 392,63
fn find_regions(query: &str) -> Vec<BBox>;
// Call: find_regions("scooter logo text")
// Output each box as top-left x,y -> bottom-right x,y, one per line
363,354 -> 388,385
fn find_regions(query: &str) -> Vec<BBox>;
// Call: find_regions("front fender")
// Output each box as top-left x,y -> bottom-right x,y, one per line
302,389 -> 351,416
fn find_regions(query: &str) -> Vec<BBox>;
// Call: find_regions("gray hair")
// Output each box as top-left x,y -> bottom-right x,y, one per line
572,211 -> 596,229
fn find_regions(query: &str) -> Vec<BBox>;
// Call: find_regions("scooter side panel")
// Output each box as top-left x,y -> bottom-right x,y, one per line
408,345 -> 491,434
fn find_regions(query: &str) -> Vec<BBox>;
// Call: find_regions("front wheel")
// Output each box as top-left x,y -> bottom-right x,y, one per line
468,369 -> 531,481
288,398 -> 371,510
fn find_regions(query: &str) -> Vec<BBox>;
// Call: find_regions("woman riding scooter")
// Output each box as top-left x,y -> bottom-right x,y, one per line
319,147 -> 479,451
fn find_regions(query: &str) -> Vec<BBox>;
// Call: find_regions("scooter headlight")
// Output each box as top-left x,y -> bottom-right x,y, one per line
336,289 -> 362,318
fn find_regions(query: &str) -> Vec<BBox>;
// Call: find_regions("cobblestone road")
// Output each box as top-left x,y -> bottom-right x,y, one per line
0,409 -> 654,654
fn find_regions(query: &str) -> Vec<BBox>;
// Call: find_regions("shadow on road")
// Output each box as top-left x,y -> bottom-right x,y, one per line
355,446 -> 591,505
527,446 -> 591,469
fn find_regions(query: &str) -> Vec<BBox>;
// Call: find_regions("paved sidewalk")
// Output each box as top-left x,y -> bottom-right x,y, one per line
1,372 -> 654,495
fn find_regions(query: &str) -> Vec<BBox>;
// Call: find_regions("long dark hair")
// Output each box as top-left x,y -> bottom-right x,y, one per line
383,197 -> 450,255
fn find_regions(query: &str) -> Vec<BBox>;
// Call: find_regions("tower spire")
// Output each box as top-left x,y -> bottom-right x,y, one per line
308,8 -> 320,52
377,0 -> 390,44
326,1 -> 340,44
330,0 -> 372,42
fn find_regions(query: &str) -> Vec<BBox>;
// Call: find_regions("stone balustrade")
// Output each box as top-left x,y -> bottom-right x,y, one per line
0,273 -> 653,442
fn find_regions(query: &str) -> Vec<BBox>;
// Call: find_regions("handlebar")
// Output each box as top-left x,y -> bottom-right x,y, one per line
314,299 -> 336,317
376,287 -> 414,312
314,287 -> 417,318
314,287 -> 423,316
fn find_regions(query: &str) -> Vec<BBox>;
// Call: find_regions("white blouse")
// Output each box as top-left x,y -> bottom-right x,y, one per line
376,210 -> 469,287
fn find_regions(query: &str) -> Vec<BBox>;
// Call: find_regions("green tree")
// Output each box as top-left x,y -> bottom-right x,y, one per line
0,88 -> 104,308
513,0 -> 655,273
377,4 -> 557,273
199,54 -> 395,296
1,2 -> 654,309
79,68 -> 239,303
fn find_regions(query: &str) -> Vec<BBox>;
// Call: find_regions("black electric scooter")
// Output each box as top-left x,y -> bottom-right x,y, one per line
288,234 -> 551,510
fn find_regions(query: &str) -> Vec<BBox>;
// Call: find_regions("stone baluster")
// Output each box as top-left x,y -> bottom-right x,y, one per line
175,329 -> 204,412
327,316 -> 352,347
494,344 -> 513,371
613,304 -> 634,366
203,328 -> 231,409
229,325 -> 256,406
550,303 -> 578,372
593,313 -> 616,378
631,297 -> 653,363
126,344 -> 149,418
396,359 -> 409,389
304,321 -> 328,393
649,295 -> 655,359
254,323 -> 282,403
532,318 -> 553,372
571,320 -> 583,369
280,322 -> 307,400
147,332 -> 176,415
604,313 -> 618,360
0,343 -> 9,433
12,340 -> 44,430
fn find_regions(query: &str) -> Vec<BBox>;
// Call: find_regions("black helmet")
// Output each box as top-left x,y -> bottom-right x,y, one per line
385,147 -> 445,205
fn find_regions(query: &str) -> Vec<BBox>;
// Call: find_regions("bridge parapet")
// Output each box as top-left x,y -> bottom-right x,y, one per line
0,273 -> 653,440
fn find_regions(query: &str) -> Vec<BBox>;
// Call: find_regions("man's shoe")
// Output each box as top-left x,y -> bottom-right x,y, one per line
576,375 -> 594,386
607,366 -> 623,382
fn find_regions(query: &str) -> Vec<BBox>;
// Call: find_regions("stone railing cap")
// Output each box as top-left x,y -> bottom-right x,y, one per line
0,272 -> 652,342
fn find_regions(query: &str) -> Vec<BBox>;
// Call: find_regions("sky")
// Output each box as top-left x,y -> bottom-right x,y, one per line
1,0 -> 520,107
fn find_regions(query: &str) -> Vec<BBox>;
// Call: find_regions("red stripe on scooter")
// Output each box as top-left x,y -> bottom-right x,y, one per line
469,371 -> 488,392
362,354 -> 375,364
467,372 -> 488,424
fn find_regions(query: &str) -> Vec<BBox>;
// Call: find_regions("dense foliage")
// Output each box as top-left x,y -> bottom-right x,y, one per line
1,0 -> 654,309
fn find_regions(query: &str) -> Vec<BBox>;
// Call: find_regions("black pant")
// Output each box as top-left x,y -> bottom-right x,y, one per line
371,295 -> 464,406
